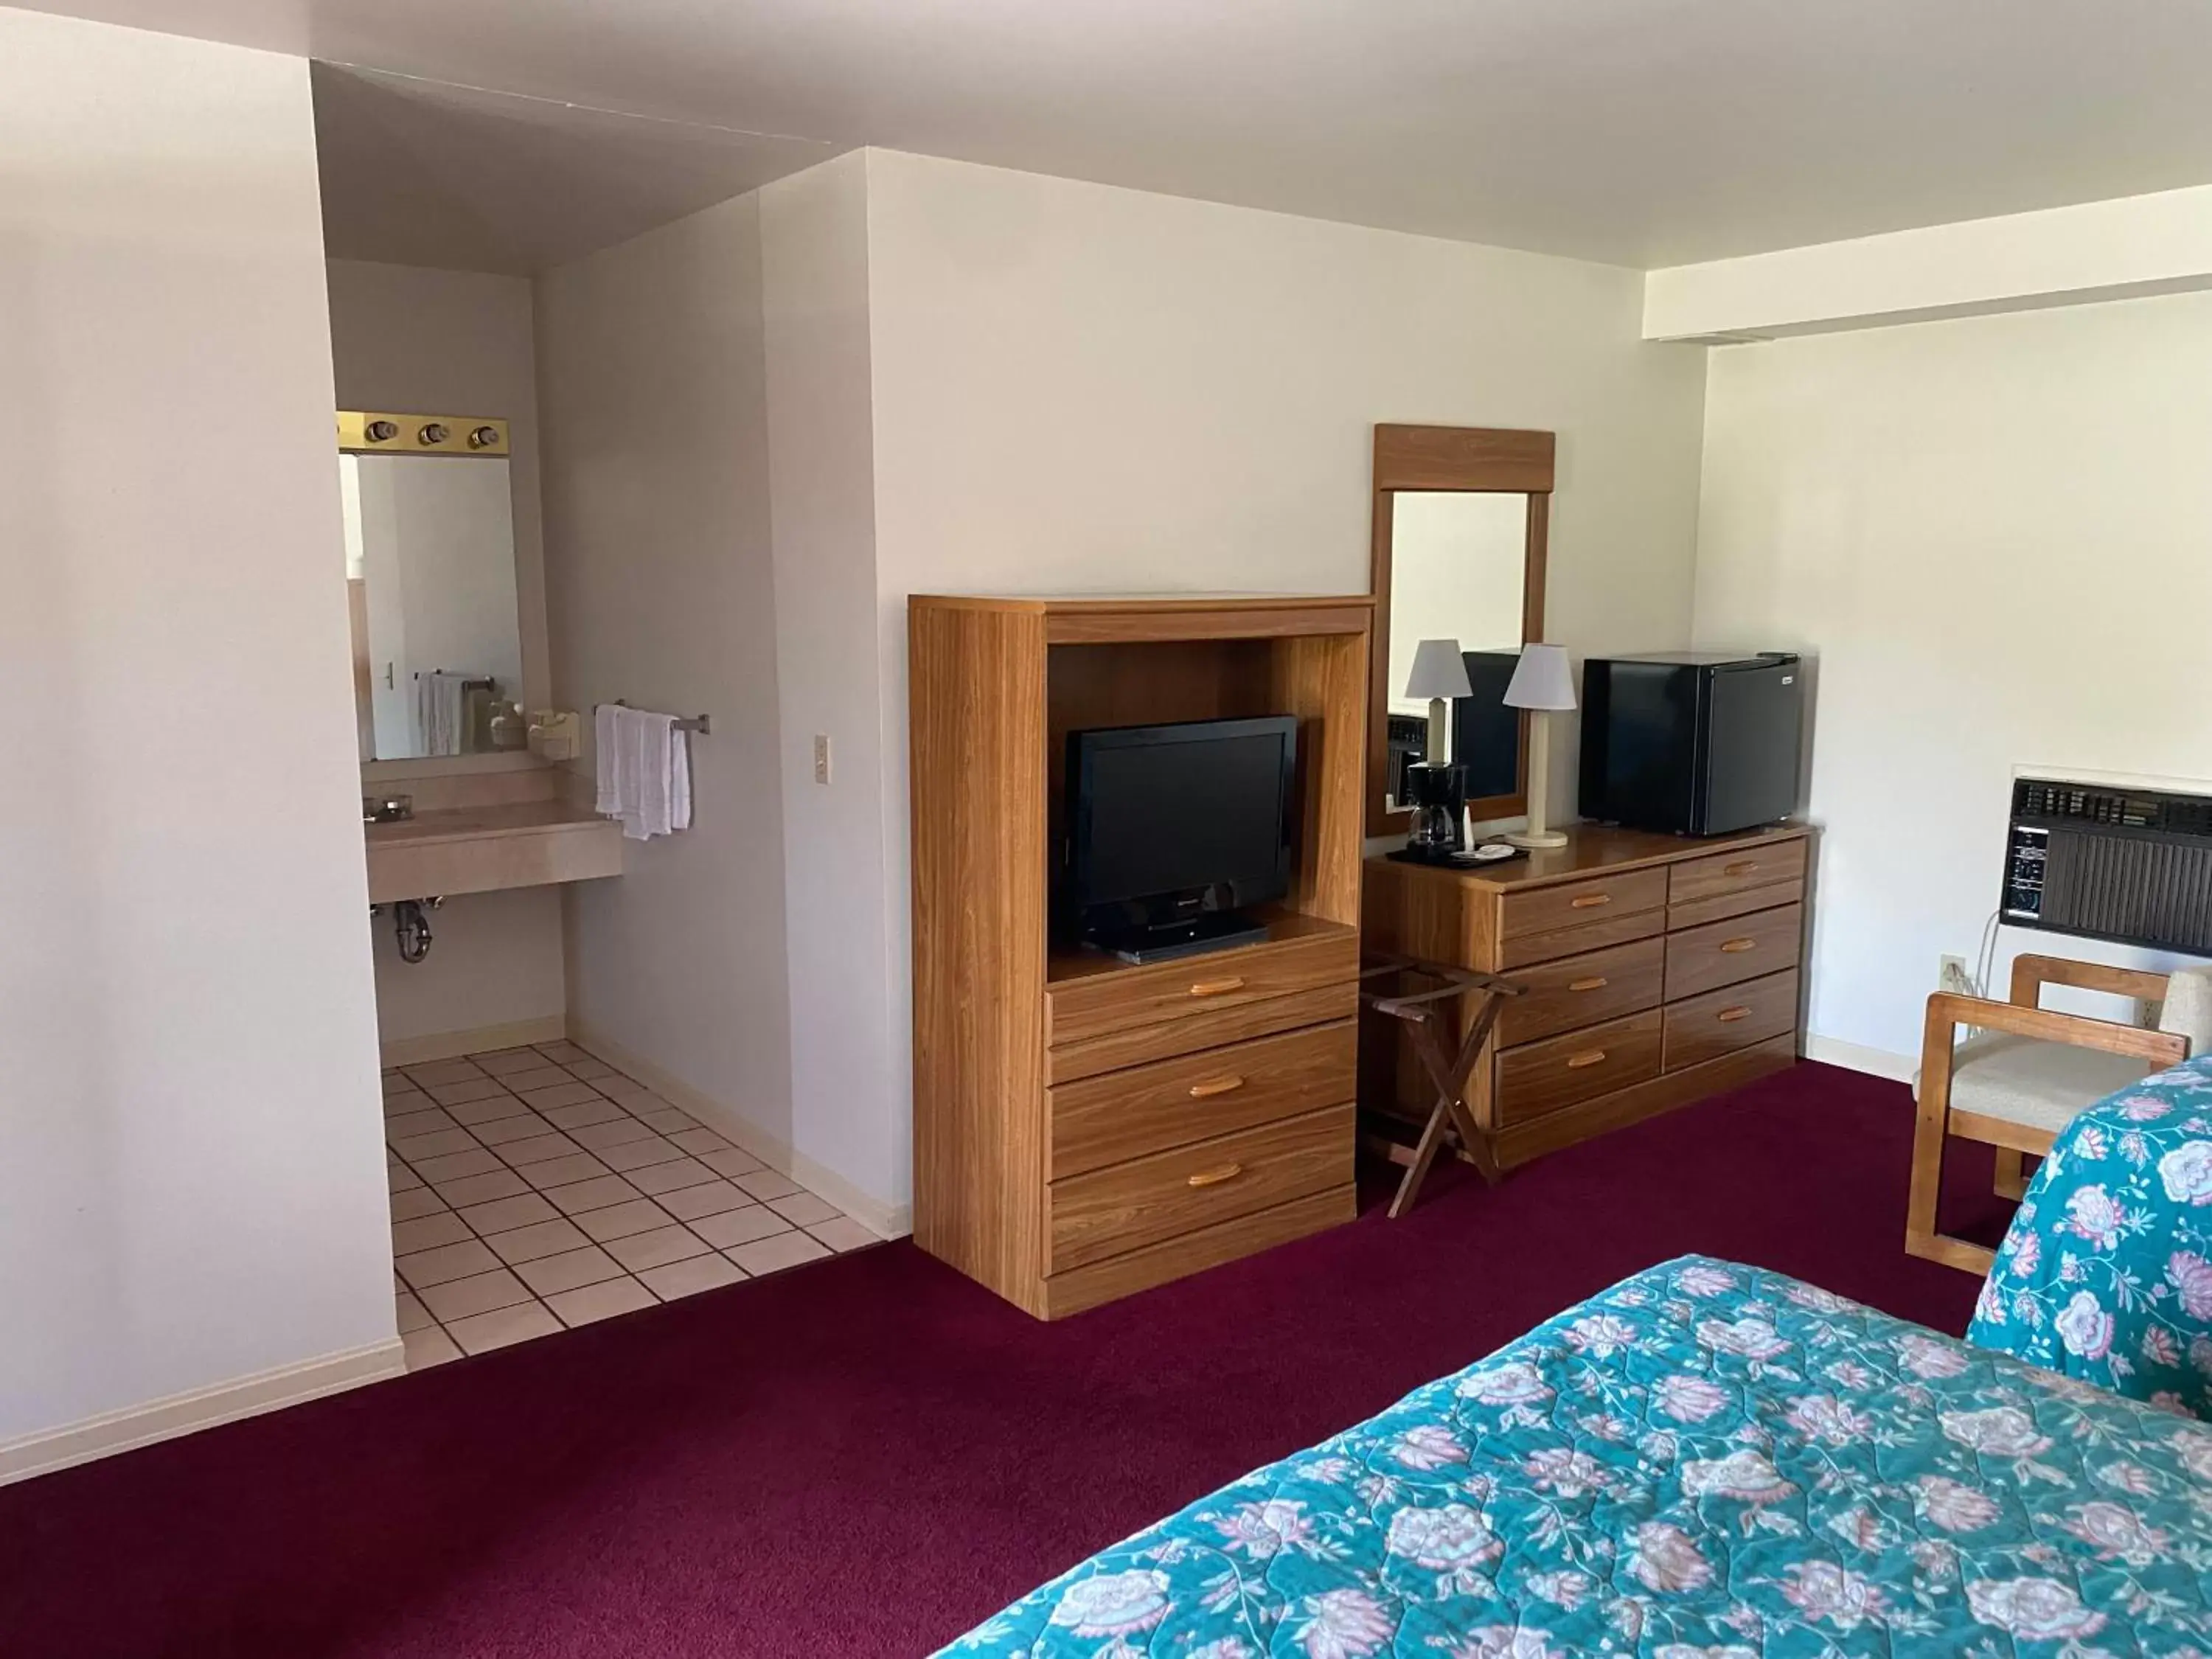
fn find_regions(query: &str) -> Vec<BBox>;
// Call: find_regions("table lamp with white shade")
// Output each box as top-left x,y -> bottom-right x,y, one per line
1403,638 -> 1473,765
1503,643 -> 1576,850
1400,639 -> 1473,856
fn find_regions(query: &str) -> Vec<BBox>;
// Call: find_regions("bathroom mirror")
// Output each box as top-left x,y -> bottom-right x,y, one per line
1366,424 -> 1554,836
338,413 -> 524,762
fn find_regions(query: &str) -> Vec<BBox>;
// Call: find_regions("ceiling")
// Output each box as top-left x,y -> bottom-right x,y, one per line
310,66 -> 833,274
33,0 -> 2212,271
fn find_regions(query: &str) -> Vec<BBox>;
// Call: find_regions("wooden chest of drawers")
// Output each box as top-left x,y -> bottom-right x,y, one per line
1363,824 -> 1809,1166
1033,921 -> 1359,1316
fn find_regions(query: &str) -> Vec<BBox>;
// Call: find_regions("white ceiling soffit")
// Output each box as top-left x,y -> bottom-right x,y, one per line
310,65 -> 840,275
1645,184 -> 2212,341
29,0 -> 2212,268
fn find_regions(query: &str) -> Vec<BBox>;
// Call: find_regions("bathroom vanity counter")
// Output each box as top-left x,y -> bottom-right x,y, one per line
365,799 -> 622,903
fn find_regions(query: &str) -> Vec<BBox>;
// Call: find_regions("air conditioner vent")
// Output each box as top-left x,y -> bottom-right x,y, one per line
2003,776 -> 2212,956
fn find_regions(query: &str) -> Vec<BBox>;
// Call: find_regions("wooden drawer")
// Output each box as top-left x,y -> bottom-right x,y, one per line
1046,1103 -> 1352,1271
1668,837 -> 1807,910
1664,968 -> 1798,1072
1496,904 -> 1664,972
1669,876 -> 1805,933
1664,902 -> 1803,1001
1492,1009 -> 1663,1127
1046,928 -> 1357,1048
1494,936 -> 1666,1048
1042,1186 -> 1354,1319
1499,868 -> 1667,942
1046,982 -> 1353,1085
1048,1019 -> 1354,1178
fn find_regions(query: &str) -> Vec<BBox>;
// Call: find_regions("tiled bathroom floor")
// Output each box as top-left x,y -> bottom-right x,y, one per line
383,1040 -> 878,1368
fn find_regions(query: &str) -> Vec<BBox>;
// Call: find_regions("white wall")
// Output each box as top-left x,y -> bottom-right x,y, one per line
325,259 -> 568,1048
535,193 -> 797,1164
759,154 -> 909,1217
1694,291 -> 2212,1067
0,8 -> 394,1457
862,149 -> 1709,1206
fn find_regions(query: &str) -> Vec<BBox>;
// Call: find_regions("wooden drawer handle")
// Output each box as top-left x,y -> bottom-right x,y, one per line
1565,1049 -> 1607,1069
1186,1163 -> 1244,1188
1717,1005 -> 1752,1023
1188,976 -> 1245,997
1569,894 -> 1612,909
1186,1074 -> 1246,1099
1723,860 -> 1760,876
1719,938 -> 1758,953
1567,976 -> 1608,992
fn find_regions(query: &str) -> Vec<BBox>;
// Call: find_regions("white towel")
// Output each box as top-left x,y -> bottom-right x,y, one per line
416,671 -> 472,757
595,705 -> 692,841
594,703 -> 623,815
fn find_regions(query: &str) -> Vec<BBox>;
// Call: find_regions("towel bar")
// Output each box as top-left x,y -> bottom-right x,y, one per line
609,699 -> 710,736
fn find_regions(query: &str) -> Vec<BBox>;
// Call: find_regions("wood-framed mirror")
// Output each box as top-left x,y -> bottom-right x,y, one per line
1365,423 -> 1555,838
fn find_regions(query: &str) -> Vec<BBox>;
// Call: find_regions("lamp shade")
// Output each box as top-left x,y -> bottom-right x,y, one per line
1404,638 -> 1472,700
1502,643 -> 1576,712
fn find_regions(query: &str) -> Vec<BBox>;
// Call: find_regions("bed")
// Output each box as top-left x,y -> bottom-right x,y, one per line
1971,1053 -> 2212,1421
939,1256 -> 2212,1656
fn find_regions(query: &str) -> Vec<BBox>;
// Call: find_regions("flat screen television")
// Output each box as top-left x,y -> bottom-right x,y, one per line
1064,714 -> 1298,963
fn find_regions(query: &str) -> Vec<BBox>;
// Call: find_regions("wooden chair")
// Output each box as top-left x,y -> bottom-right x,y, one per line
1360,955 -> 1523,1217
1906,954 -> 2208,1273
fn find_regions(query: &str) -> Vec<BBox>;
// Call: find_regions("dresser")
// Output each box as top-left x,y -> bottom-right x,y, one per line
909,594 -> 1370,1319
1362,824 -> 1810,1167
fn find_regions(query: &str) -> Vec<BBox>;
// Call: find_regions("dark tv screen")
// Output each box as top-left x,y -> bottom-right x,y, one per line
1070,717 -> 1296,909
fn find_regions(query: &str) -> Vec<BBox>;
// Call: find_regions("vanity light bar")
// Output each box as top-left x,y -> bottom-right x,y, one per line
336,411 -> 509,456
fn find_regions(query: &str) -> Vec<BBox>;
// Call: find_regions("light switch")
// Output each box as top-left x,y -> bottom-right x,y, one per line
813,734 -> 832,785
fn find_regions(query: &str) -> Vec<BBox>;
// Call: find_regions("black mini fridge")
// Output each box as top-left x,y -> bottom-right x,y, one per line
1578,652 -> 1803,836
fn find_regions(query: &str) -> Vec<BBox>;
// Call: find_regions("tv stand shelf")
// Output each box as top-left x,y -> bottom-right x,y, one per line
1046,911 -> 1353,984
911,594 -> 1372,1318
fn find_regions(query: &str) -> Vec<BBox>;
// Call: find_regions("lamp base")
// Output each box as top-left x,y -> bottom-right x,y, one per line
1503,829 -> 1568,850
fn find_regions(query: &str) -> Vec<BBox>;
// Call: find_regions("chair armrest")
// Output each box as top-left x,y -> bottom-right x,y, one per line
1926,991 -> 2187,1065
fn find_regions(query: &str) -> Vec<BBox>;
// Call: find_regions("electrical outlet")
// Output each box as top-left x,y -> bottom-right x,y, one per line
813,734 -> 832,785
1938,954 -> 1975,996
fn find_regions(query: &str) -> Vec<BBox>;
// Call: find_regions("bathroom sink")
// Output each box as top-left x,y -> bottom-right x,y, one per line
364,799 -> 622,903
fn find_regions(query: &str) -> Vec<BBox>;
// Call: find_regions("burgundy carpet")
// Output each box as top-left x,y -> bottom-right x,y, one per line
0,1062 -> 2006,1658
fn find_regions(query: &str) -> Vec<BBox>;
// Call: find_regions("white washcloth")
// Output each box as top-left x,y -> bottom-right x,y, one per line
416,671 -> 472,757
595,705 -> 692,841
594,703 -> 623,815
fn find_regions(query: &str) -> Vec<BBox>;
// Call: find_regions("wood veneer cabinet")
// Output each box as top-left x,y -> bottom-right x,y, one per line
1363,824 -> 1811,1167
910,594 -> 1372,1319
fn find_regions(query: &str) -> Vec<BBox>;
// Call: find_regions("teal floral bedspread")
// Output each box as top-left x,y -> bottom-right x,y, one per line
941,1256 -> 2212,1657
1972,1053 -> 2212,1420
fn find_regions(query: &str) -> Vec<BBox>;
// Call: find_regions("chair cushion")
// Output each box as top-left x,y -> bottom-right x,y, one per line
2158,966 -> 2212,1058
1921,1032 -> 2153,1135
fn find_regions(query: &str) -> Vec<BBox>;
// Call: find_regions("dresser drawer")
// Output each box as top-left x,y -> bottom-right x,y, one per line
1669,876 -> 1805,934
1492,1009 -> 1663,1127
1664,969 -> 1798,1071
1046,981 -> 1354,1085
1496,905 -> 1664,972
1668,838 -> 1807,910
1494,936 -> 1666,1048
1498,869 -> 1668,942
1664,902 -> 1802,1000
1046,1103 -> 1352,1271
1046,928 -> 1357,1048
1048,1019 -> 1354,1178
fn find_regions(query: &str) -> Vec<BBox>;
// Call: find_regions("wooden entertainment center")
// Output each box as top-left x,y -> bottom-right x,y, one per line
908,594 -> 1370,1318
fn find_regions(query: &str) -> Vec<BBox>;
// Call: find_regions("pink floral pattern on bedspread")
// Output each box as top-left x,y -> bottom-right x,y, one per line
941,1256 -> 2212,1657
1972,1054 -> 2212,1420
